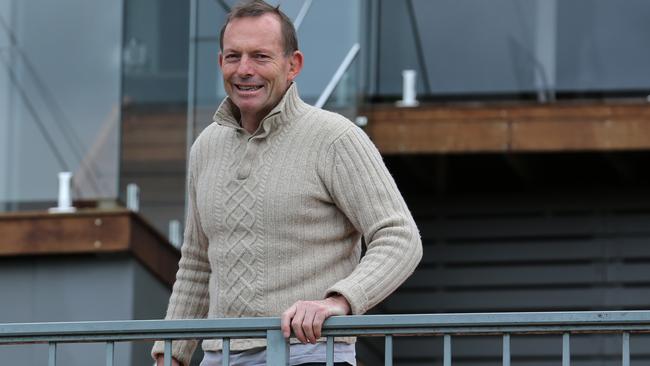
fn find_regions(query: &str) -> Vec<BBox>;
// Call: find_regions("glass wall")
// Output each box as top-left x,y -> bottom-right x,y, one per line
0,0 -> 189,236
0,0 -> 123,210
119,0 -> 189,234
372,0 -> 650,100
3,0 -> 648,233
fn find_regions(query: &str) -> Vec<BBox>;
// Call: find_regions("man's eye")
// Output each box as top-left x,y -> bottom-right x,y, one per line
225,54 -> 239,60
255,54 -> 269,60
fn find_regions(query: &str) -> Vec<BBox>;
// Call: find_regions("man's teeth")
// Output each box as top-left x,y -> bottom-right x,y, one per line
237,85 -> 262,91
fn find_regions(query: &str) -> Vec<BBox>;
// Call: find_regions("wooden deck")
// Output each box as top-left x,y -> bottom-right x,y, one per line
364,102 -> 650,154
0,209 -> 180,288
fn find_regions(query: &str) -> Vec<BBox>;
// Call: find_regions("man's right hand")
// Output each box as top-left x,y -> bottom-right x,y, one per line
155,355 -> 181,366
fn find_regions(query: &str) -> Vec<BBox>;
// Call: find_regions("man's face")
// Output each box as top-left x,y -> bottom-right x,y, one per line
219,14 -> 303,123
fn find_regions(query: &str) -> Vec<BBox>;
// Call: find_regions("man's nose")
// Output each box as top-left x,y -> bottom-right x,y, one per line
236,55 -> 254,77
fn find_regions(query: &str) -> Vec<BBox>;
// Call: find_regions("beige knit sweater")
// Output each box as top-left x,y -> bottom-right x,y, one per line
152,84 -> 422,366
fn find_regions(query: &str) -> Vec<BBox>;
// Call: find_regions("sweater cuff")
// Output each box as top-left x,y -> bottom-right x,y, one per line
325,280 -> 369,315
151,339 -> 198,366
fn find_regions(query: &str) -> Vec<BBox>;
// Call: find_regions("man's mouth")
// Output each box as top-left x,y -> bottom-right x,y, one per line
236,84 -> 263,91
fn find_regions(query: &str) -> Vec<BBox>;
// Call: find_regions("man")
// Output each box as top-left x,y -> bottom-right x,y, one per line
152,1 -> 422,365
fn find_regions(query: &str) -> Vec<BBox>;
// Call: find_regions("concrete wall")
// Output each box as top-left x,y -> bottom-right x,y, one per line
0,256 -> 171,366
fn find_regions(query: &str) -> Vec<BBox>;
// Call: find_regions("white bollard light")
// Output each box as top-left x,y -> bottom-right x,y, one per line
397,69 -> 420,107
49,172 -> 76,213
126,183 -> 140,212
169,220 -> 182,248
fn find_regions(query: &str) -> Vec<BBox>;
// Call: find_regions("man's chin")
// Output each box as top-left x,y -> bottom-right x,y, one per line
234,103 -> 267,118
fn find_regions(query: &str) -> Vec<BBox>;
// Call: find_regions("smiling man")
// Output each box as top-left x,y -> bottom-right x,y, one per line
151,1 -> 422,365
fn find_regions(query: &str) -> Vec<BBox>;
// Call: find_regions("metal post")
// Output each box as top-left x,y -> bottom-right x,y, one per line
315,44 -> 361,109
106,341 -> 114,366
502,334 -> 510,366
326,336 -> 334,366
562,333 -> 570,366
385,335 -> 393,366
48,342 -> 57,366
266,330 -> 289,366
622,332 -> 630,366
223,338 -> 230,366
293,0 -> 312,31
164,340 -> 172,366
444,335 -> 452,366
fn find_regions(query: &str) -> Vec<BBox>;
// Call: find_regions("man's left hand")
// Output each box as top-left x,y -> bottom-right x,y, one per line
281,295 -> 351,344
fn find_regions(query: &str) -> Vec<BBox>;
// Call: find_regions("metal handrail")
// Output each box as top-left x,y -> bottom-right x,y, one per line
315,43 -> 361,109
1,311 -> 649,366
293,0 -> 313,31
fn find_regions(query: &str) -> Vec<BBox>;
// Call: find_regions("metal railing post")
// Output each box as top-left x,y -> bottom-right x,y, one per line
266,329 -> 289,366
444,335 -> 452,366
223,338 -> 230,366
562,333 -> 570,366
326,336 -> 334,366
502,333 -> 510,366
105,341 -> 114,366
48,342 -> 57,366
622,332 -> 630,366
164,340 -> 172,366
385,335 -> 393,366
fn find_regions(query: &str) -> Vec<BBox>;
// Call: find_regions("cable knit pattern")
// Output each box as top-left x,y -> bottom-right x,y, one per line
222,165 -> 265,317
152,84 -> 422,366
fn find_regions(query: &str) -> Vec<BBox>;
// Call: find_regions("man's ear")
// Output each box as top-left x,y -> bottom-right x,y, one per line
288,50 -> 304,81
218,51 -> 223,68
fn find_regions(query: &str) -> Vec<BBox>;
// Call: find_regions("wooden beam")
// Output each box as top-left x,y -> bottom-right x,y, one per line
0,209 -> 180,288
511,119 -> 650,151
363,102 -> 650,154
129,212 -> 182,288
0,210 -> 130,255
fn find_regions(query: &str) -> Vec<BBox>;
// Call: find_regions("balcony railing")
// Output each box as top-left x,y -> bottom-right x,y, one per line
1,311 -> 650,366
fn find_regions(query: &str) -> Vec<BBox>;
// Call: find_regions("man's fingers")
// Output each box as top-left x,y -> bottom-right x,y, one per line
291,304 -> 307,343
302,308 -> 317,344
281,304 -> 297,338
313,311 -> 327,340
281,296 -> 351,344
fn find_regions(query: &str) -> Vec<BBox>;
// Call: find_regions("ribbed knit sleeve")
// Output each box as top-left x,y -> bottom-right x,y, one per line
151,143 -> 211,366
322,126 -> 422,315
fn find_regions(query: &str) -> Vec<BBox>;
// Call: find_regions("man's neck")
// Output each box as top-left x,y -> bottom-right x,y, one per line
241,116 -> 262,135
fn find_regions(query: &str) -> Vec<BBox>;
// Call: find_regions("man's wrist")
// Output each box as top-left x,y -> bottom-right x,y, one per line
326,293 -> 351,315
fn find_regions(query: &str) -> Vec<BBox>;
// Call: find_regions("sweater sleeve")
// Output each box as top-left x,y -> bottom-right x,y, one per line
322,126 -> 422,315
151,144 -> 211,366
